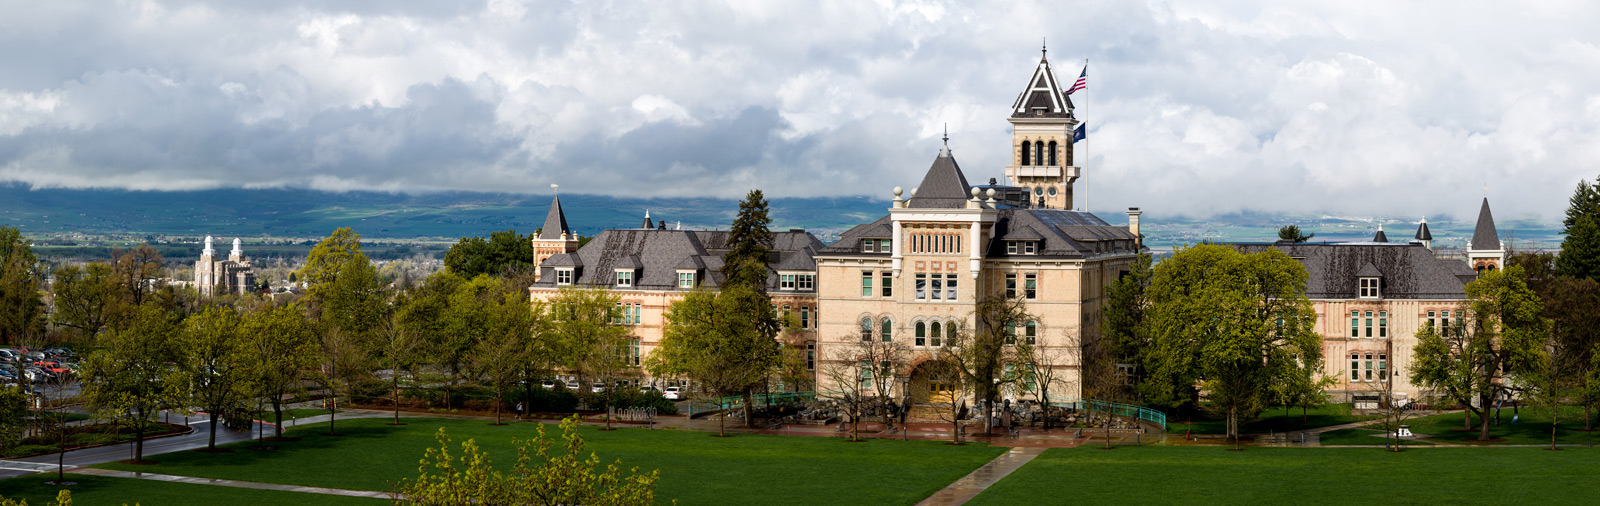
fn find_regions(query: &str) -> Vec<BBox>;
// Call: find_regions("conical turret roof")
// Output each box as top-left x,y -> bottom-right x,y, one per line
537,195 -> 571,240
1415,218 -> 1432,241
1470,198 -> 1500,251
906,146 -> 973,209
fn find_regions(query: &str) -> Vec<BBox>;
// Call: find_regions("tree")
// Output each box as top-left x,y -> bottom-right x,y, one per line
0,388 -> 26,455
316,326 -> 370,436
722,189 -> 773,291
1143,244 -> 1323,441
0,490 -> 71,506
1100,253 -> 1152,401
50,262 -> 123,339
471,279 -> 539,426
944,295 -> 1032,432
110,243 -> 164,308
918,358 -> 972,444
1277,225 -> 1314,243
395,418 -> 659,506
299,227 -> 367,317
443,229 -> 536,279
396,271 -> 466,407
243,304 -> 320,440
1014,337 -> 1073,430
80,304 -> 188,463
1557,175 -> 1600,280
818,325 -> 909,441
545,285 -> 634,429
181,306 -> 251,450
323,254 -> 386,337
0,226 -> 45,345
1367,340 -> 1420,452
373,314 -> 424,425
649,285 -> 780,432
1412,266 -> 1551,441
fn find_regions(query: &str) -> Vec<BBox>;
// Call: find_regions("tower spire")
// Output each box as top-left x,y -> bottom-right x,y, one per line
1042,37 -> 1047,58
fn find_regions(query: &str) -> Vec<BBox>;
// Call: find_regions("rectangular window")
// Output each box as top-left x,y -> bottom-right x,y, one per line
1364,353 -> 1374,381
1006,322 -> 1017,344
1006,274 -> 1017,298
1379,311 -> 1388,338
1350,310 -> 1359,338
861,271 -> 873,297
1442,311 -> 1451,337
881,319 -> 892,342
882,238 -> 892,252
1024,273 -> 1038,299
1024,241 -> 1036,255
1350,353 -> 1360,380
862,239 -> 875,253
801,307 -> 810,329
678,271 -> 696,289
616,271 -> 633,288
1359,277 -> 1380,298
806,344 -> 815,371
859,360 -> 872,389
945,274 -> 958,301
1364,311 -> 1373,338
780,274 -> 796,290
799,275 -> 815,290
931,276 -> 943,301
915,274 -> 927,300
629,339 -> 641,366
881,272 -> 892,297
1008,241 -> 1018,254
1025,321 -> 1037,345
1378,353 -> 1388,381
632,304 -> 642,325
556,269 -> 573,285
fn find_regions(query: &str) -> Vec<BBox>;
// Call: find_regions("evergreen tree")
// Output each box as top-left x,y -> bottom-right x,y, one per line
1277,225 -> 1314,243
722,190 -> 774,291
1557,176 -> 1600,280
443,229 -> 536,279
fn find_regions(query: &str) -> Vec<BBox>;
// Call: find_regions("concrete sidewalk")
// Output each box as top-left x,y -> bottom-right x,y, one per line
69,468 -> 391,500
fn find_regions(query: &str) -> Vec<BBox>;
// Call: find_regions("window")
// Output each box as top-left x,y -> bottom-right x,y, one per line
800,307 -> 810,329
1005,322 -> 1017,344
915,321 -> 927,347
945,274 -> 958,301
861,271 -> 873,297
806,344 -> 815,371
1350,311 -> 1359,338
1024,273 -> 1038,299
1034,141 -> 1044,167
1021,140 -> 1032,166
860,317 -> 873,342
628,339 -> 642,366
556,268 -> 574,285
930,321 -> 942,347
880,317 -> 892,342
1379,311 -> 1388,338
916,274 -> 927,300
881,272 -> 892,297
613,302 -> 642,325
1350,353 -> 1360,380
1442,311 -> 1452,337
1364,311 -> 1373,338
859,360 -> 873,389
862,239 -> 875,253
1364,353 -> 1374,381
1378,353 -> 1388,381
1025,321 -> 1037,345
1047,140 -> 1058,166
931,275 -> 943,301
946,321 -> 956,344
798,275 -> 814,290
616,270 -> 633,288
1359,277 -> 1381,298
1008,242 -> 1017,254
678,271 -> 696,289
1006,274 -> 1017,298
882,238 -> 892,252
780,274 -> 796,290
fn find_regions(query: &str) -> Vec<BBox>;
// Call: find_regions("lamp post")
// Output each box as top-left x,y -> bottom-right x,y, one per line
898,376 -> 911,441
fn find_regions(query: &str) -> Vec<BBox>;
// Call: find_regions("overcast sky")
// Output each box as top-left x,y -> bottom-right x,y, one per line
1,1 -> 1596,223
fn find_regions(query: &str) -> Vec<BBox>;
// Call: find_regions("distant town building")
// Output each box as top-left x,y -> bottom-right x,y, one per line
195,235 -> 257,296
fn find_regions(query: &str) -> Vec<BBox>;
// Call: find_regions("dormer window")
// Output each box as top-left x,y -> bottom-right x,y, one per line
555,268 -> 574,286
1007,241 -> 1038,255
861,238 -> 890,253
1359,277 -> 1381,298
616,270 -> 634,288
677,270 -> 697,289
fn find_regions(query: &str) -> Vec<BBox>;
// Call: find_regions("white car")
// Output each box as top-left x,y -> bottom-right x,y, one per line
591,382 -> 606,393
663,386 -> 682,400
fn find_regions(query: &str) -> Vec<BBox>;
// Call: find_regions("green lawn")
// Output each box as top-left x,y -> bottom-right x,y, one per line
970,445 -> 1600,505
98,418 -> 1007,505
260,408 -> 342,420
0,475 -> 385,505
1166,403 -> 1373,435
1323,407 -> 1600,446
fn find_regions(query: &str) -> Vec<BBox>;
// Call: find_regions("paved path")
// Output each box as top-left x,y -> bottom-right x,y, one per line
67,468 -> 391,500
915,446 -> 1047,506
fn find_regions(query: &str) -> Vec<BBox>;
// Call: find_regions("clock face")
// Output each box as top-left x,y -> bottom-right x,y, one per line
1034,187 -> 1044,196
1048,187 -> 1058,197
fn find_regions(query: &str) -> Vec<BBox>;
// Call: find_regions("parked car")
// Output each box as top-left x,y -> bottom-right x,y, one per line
590,382 -> 606,393
565,379 -> 581,390
43,347 -> 75,360
663,386 -> 682,400
540,379 -> 557,389
33,361 -> 70,377
23,367 -> 49,383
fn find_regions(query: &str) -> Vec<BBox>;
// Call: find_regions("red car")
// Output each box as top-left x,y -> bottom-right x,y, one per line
32,361 -> 69,376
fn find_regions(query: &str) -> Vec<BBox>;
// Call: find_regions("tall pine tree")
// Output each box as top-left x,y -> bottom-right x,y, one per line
722,190 -> 774,291
1557,176 -> 1600,280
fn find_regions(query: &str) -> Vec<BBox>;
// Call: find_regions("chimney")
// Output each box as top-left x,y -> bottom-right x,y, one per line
1127,208 -> 1143,249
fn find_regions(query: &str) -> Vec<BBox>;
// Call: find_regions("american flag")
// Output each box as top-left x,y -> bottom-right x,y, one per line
1066,64 -> 1087,95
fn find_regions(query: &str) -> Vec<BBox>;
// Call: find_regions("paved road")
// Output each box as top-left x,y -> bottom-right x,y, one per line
0,412 -> 289,480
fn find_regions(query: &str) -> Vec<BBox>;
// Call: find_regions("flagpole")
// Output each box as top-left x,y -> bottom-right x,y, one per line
1083,58 -> 1088,214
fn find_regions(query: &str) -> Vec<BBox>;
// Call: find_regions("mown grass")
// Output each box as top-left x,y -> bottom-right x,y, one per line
97,417 -> 1007,505
970,445 -> 1600,505
1165,403 -> 1374,435
1322,406 -> 1600,446
0,474 -> 385,505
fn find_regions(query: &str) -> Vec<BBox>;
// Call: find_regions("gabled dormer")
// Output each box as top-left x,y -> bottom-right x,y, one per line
1356,262 -> 1383,299
613,255 -> 643,288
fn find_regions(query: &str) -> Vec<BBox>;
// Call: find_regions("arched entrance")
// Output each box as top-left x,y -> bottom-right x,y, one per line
907,359 -> 959,406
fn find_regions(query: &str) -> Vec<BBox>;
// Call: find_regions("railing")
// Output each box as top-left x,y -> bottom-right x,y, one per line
1045,396 -> 1167,430
697,391 -> 816,412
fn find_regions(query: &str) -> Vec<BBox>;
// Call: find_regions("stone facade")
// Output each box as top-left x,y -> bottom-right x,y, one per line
194,235 -> 257,297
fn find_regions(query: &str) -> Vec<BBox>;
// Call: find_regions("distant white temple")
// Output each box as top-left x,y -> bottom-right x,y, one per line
195,236 -> 258,296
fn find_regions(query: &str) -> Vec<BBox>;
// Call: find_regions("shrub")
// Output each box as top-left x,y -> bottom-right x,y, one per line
526,386 -> 580,413
9,444 -> 57,457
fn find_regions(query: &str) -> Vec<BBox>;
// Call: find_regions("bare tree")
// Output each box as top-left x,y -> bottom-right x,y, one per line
918,358 -> 971,445
818,326 -> 910,441
1015,326 -> 1080,430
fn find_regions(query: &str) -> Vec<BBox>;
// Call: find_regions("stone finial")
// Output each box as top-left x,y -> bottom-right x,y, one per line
203,235 -> 215,255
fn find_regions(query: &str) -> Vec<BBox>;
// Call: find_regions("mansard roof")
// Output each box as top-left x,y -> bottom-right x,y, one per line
1010,54 -> 1076,119
818,208 -> 1139,259
906,147 -> 974,209
1471,198 -> 1500,251
531,228 -> 821,292
537,195 -> 571,240
1235,243 -> 1473,300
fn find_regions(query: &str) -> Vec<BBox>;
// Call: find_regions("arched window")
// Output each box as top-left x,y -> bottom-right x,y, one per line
1021,141 -> 1032,166
860,317 -> 873,342
946,321 -> 957,341
1025,321 -> 1037,345
1034,142 -> 1044,167
915,321 -> 927,347
880,317 -> 893,342
1047,141 -> 1058,166
931,321 -> 942,347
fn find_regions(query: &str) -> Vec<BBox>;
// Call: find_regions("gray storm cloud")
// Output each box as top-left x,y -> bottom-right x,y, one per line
0,0 -> 1597,222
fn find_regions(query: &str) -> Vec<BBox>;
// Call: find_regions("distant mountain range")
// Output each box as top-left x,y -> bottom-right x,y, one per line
0,184 -> 1564,252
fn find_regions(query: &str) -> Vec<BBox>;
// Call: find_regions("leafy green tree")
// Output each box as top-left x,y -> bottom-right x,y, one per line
50,262 -> 123,339
1098,253 -> 1151,399
546,285 -> 633,427
110,243 -> 164,308
316,326 -> 371,436
373,314 -> 425,425
443,229 -> 535,279
395,418 -> 659,506
1557,175 -> 1600,280
1412,266 -> 1551,441
0,226 -> 45,345
181,306 -> 252,450
1143,244 -> 1323,441
0,387 -> 26,454
243,304 -> 320,440
722,189 -> 774,291
1277,225 -> 1314,243
298,227 -> 367,317
649,285 -> 780,431
396,271 -> 466,406
80,304 -> 188,463
323,253 -> 386,336
469,278 -> 539,425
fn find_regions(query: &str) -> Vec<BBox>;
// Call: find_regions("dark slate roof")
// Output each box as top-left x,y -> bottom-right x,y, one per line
774,246 -> 817,271
1010,54 -> 1076,119
532,229 -> 821,292
819,208 -> 1139,259
906,147 -> 975,209
1235,243 -> 1472,300
537,196 -> 571,240
1415,220 -> 1433,241
1471,198 -> 1500,250
1372,228 -> 1388,243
